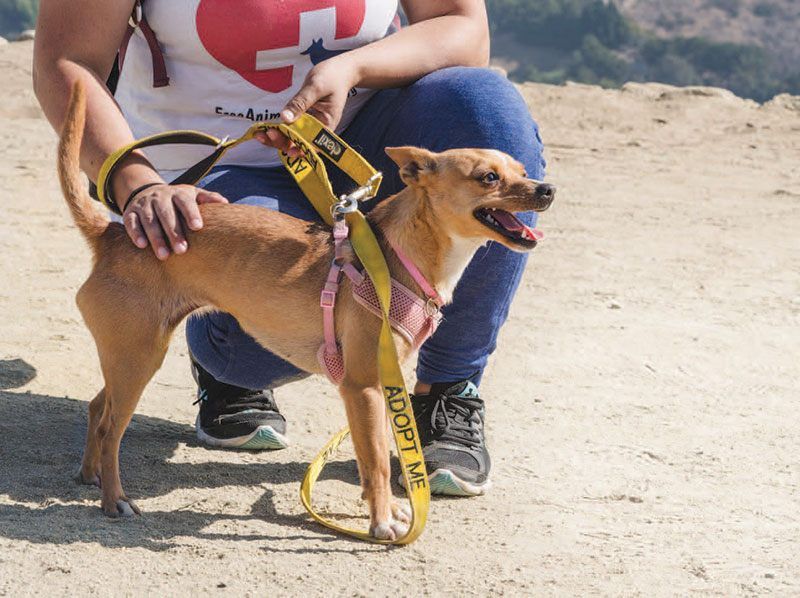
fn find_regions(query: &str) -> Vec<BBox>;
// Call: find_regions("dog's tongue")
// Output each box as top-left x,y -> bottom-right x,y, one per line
493,210 -> 544,241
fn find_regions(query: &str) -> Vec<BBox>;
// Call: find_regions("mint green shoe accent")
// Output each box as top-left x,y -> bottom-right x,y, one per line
238,426 -> 289,450
453,381 -> 479,400
401,469 -> 492,497
429,469 -> 492,497
195,415 -> 289,450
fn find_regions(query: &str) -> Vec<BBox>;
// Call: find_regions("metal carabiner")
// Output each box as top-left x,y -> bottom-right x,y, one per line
331,195 -> 359,220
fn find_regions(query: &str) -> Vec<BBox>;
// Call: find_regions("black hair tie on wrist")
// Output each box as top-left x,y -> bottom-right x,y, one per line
121,182 -> 163,214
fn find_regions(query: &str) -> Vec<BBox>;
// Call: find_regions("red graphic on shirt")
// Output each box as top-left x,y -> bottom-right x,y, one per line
196,0 -> 365,93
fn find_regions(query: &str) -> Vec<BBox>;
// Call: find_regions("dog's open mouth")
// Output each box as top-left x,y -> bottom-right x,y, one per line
474,208 -> 544,248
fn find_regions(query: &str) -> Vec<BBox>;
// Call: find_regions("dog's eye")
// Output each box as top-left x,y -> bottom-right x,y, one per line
481,172 -> 500,185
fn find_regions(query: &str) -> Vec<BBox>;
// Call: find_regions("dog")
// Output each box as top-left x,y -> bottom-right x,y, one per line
57,83 -> 555,540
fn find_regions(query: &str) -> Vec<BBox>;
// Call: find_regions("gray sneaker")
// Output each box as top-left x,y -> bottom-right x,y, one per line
409,381 -> 492,496
192,359 -> 289,450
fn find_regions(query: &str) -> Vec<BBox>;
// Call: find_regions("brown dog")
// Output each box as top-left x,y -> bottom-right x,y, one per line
58,84 -> 554,539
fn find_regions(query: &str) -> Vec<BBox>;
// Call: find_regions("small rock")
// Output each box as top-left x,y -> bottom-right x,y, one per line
217,582 -> 227,588
608,301 -> 622,309
16,29 -> 35,41
621,81 -> 677,98
765,573 -> 775,579
658,86 -> 737,101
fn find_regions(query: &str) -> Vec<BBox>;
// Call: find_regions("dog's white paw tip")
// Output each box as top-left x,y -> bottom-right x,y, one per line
116,499 -> 139,518
369,522 -> 396,541
390,521 -> 409,539
394,503 -> 412,523
370,518 -> 409,541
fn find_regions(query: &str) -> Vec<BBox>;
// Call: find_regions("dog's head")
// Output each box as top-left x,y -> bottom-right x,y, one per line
385,146 -> 555,251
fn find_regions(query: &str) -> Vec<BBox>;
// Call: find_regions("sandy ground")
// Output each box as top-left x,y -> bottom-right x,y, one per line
1,40 -> 799,596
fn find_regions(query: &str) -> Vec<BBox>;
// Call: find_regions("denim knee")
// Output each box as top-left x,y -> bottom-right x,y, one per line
407,67 -> 546,179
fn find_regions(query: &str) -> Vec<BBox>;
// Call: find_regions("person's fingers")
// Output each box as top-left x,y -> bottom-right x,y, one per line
196,189 -> 228,204
307,106 -> 333,128
174,192 -> 204,232
266,128 -> 292,152
138,203 -> 171,260
153,197 -> 187,254
282,80 -> 322,123
123,210 -> 148,249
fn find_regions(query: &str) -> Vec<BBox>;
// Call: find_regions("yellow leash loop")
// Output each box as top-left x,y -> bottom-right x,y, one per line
97,116 -> 429,545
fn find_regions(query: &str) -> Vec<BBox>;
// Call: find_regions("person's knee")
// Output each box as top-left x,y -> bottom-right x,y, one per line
416,67 -> 530,123
407,67 -> 545,177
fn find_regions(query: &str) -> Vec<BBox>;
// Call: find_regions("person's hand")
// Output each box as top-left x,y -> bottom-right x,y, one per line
254,57 -> 360,155
122,184 -> 228,260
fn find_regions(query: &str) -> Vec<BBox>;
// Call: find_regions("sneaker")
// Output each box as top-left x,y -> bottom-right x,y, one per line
409,380 -> 492,497
191,359 -> 289,450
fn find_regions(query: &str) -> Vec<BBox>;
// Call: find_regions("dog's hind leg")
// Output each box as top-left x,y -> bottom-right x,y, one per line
75,388 -> 106,487
77,276 -> 175,517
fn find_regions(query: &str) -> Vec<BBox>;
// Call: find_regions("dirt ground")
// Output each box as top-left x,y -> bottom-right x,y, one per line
1,40 -> 799,596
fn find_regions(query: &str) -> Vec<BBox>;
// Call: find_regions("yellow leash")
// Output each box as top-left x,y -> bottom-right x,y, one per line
97,116 -> 430,545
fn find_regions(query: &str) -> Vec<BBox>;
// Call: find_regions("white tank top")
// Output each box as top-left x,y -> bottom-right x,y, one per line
115,0 -> 398,172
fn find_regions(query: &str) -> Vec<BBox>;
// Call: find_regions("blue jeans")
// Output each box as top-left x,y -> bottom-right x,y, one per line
187,67 -> 546,389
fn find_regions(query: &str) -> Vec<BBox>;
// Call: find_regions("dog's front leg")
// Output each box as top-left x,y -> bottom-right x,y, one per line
339,380 -> 410,540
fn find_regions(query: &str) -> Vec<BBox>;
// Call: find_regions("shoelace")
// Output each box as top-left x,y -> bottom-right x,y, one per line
427,395 -> 483,449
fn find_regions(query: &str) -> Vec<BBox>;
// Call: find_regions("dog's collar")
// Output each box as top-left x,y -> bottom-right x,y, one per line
387,241 -> 444,309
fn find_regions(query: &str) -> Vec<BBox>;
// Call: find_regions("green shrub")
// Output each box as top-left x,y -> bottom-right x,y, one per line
753,2 -> 780,18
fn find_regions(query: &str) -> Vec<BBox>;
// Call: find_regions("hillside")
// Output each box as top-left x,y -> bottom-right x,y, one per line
487,0 -> 799,101
2,39 -> 800,595
619,0 -> 800,74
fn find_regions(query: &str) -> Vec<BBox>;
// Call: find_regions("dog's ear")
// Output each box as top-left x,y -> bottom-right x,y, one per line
385,146 -> 437,186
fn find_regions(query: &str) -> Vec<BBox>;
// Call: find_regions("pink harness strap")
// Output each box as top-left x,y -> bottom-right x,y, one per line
318,221 -> 443,385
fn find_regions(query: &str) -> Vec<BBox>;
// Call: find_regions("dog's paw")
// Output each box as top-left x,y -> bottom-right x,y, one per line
102,497 -> 141,518
391,501 -> 411,524
369,517 -> 410,541
73,467 -> 100,487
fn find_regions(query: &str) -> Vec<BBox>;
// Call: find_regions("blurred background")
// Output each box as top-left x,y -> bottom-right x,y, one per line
1,0 -> 798,101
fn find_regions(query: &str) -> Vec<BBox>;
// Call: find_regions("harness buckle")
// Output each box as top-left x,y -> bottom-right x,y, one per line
129,1 -> 143,27
320,289 -> 337,309
425,297 -> 440,318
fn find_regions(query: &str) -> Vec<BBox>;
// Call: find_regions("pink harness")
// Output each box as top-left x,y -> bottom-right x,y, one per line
318,220 -> 444,385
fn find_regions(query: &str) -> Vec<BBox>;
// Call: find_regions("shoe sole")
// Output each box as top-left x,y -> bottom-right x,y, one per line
398,468 -> 492,497
195,414 -> 290,450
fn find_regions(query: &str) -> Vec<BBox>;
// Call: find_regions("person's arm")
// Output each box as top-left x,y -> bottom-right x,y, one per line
33,0 -> 227,260
347,0 -> 490,88
268,0 -> 488,150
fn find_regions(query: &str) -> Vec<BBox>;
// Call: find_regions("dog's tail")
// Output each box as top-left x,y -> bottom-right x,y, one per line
57,81 -> 108,241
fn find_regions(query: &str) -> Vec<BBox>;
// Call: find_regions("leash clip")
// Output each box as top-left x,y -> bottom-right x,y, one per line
331,195 -> 359,219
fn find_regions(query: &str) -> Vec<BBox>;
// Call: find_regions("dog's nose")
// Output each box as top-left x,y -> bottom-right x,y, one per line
535,183 -> 556,201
